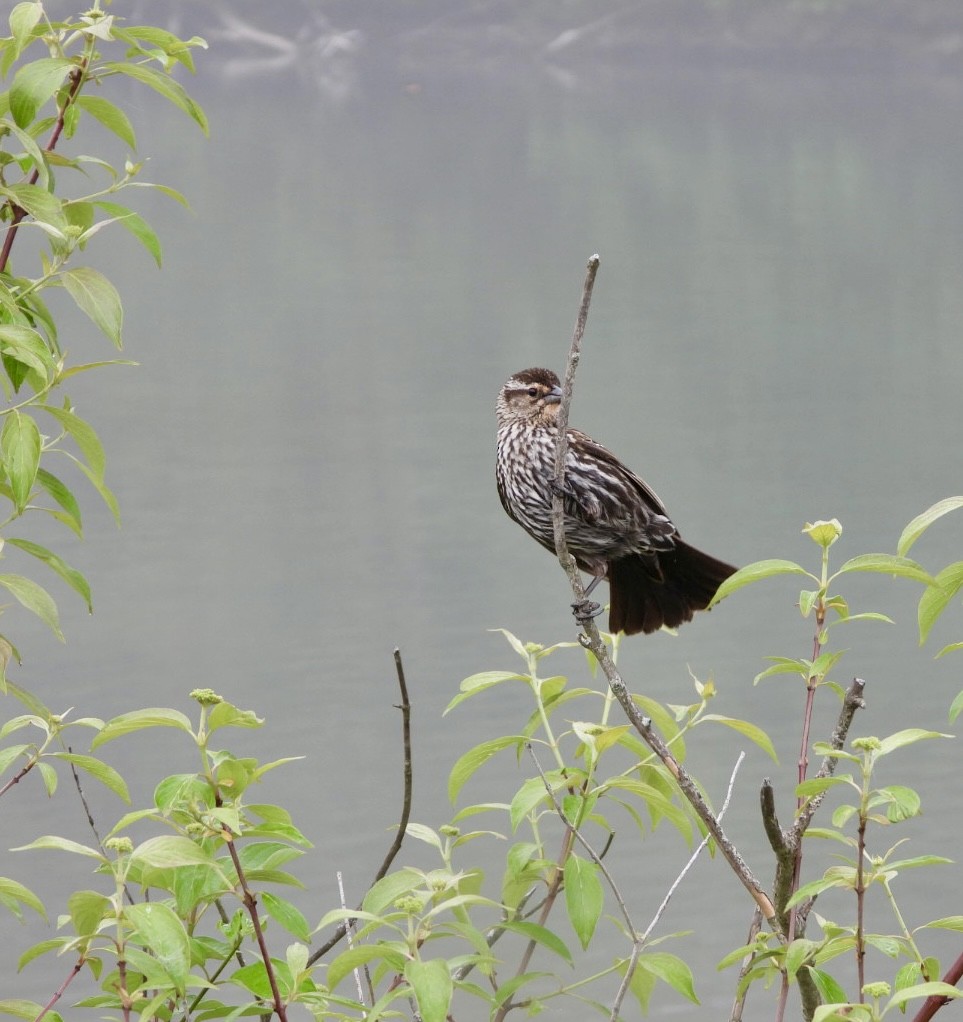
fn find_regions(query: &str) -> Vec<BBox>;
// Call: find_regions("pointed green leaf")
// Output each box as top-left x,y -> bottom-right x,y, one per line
68,889 -> 111,937
52,753 -> 128,802
888,982 -> 962,1009
12,835 -> 105,860
34,468 -> 82,534
328,943 -> 407,991
130,835 -> 217,870
0,574 -> 62,640
102,61 -> 208,134
898,497 -> 963,556
448,735 -> 524,804
0,183 -> 66,233
7,539 -> 91,612
1,411 -> 41,511
93,200 -> 161,266
833,553 -> 933,586
919,561 -> 963,645
0,876 -> 46,921
563,854 -> 603,950
878,729 -> 952,755
10,57 -> 74,128
405,958 -> 452,1022
9,3 -> 44,60
710,559 -> 813,606
91,708 -> 193,748
41,406 -> 106,479
637,951 -> 699,1003
74,94 -> 137,149
261,892 -> 311,942
699,715 -> 777,761
501,921 -> 573,965
62,267 -> 123,348
126,902 -> 191,993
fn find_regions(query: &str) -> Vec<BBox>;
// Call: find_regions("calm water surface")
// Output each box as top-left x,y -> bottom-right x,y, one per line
5,20 -> 963,1018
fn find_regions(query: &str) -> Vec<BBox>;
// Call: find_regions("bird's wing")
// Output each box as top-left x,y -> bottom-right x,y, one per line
564,429 -> 674,529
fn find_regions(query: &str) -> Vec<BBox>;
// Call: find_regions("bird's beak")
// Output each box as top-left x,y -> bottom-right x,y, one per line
544,386 -> 563,405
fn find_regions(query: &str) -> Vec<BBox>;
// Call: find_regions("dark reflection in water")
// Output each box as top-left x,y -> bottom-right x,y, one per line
5,8 -> 963,1016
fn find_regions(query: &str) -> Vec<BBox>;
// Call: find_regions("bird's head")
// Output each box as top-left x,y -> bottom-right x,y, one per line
497,368 -> 564,427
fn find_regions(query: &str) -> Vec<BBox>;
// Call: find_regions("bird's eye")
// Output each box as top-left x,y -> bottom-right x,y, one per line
527,387 -> 539,398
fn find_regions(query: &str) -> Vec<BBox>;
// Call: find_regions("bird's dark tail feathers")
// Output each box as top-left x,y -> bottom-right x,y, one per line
607,540 -> 737,636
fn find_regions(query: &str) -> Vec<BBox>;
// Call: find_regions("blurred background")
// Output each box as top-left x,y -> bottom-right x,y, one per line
6,2 -> 963,1017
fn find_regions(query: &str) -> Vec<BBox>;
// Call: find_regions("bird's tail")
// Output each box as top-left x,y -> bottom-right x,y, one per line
607,540 -> 737,636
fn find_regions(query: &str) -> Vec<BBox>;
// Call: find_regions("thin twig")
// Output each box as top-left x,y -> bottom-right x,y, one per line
310,648 -> 413,964
728,909 -> 764,1022
337,870 -> 368,1006
33,956 -> 85,1022
548,266 -> 776,927
222,827 -> 288,1022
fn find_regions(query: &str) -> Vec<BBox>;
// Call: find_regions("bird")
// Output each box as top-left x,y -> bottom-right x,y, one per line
495,367 -> 737,635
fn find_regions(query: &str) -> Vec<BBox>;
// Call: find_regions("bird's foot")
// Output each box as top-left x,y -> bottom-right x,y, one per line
572,598 -> 603,625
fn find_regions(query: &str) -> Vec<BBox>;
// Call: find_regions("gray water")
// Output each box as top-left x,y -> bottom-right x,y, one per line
4,8 -> 963,1019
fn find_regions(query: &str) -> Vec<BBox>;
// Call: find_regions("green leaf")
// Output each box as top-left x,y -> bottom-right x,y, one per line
0,183 -> 66,234
361,867 -> 424,915
101,62 -> 209,134
34,469 -> 82,534
94,201 -> 161,266
709,559 -> 813,605
12,835 -> 105,860
0,324 -> 56,382
41,406 -> 106,479
448,735 -> 524,804
0,574 -> 62,640
898,497 -> 963,555
51,753 -> 128,802
501,921 -> 574,965
921,916 -> 963,931
10,57 -> 74,128
807,967 -> 849,1006
62,267 -> 123,348
9,3 -> 43,60
563,854 -> 603,950
950,688 -> 963,722
7,538 -> 91,612
699,715 -> 777,761
74,94 -> 137,149
261,892 -> 311,942
130,835 -> 217,870
833,553 -> 934,586
1,412 -> 41,512
877,729 -> 952,755
126,903 -> 191,995
444,670 -> 526,714
91,707 -> 193,748
68,889 -> 111,937
5,120 -> 49,189
887,982 -> 962,1009
919,561 -> 963,645
327,943 -> 407,992
404,959 -> 452,1022
0,877 -> 46,921
637,951 -> 699,1003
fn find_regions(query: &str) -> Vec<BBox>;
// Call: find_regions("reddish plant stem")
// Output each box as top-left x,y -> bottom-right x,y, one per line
855,815 -> 867,999
912,950 -> 963,1022
0,60 -> 87,275
223,831 -> 288,1021
34,956 -> 85,1021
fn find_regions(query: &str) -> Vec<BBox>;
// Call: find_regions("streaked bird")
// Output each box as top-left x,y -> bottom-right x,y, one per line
495,367 -> 736,635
